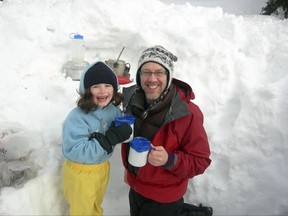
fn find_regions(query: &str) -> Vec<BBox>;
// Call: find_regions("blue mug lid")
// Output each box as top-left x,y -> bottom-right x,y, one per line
130,137 -> 151,153
115,114 -> 135,126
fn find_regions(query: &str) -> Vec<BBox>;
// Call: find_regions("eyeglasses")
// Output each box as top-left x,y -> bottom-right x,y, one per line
140,70 -> 167,77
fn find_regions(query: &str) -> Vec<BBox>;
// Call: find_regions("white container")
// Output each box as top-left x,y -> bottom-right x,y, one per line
71,34 -> 84,62
128,137 -> 151,167
64,33 -> 89,80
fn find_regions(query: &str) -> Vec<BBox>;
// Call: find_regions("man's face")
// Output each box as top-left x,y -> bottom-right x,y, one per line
140,62 -> 168,103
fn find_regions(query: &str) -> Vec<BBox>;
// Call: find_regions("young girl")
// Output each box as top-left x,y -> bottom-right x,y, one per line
62,61 -> 132,216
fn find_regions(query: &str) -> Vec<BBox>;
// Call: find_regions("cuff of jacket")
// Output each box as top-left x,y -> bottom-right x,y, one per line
162,152 -> 177,170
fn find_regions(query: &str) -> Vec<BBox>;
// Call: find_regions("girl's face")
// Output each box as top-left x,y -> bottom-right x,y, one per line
90,83 -> 114,108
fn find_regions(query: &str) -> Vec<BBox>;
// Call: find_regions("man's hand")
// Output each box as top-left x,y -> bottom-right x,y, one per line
147,144 -> 168,166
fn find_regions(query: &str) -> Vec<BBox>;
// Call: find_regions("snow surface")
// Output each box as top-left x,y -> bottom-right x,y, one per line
0,0 -> 287,215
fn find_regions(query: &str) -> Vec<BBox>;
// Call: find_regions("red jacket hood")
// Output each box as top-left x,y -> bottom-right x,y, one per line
171,78 -> 195,101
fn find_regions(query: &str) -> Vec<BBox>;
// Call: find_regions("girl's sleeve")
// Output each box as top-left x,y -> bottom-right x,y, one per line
62,112 -> 109,164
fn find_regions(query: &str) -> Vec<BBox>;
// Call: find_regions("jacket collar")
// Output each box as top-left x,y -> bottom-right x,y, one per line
123,78 -> 194,122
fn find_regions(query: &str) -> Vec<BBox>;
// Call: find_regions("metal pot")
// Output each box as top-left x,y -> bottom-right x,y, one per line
105,59 -> 130,78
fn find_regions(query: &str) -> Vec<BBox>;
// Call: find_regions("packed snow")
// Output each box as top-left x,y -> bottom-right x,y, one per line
0,0 -> 287,215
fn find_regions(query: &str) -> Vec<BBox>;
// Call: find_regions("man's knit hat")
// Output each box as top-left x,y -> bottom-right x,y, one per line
79,61 -> 119,94
136,45 -> 178,89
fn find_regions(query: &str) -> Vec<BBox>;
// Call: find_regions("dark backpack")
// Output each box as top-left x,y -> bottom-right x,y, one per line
181,203 -> 213,216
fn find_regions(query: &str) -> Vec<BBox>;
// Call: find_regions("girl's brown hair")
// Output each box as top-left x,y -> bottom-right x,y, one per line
77,89 -> 124,113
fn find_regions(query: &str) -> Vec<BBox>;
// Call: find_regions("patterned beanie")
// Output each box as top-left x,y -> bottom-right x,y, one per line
136,45 -> 178,89
79,61 -> 119,94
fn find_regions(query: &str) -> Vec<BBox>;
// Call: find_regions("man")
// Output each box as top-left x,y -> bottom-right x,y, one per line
121,45 -> 211,216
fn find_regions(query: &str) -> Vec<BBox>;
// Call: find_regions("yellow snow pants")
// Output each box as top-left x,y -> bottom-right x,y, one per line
62,160 -> 110,216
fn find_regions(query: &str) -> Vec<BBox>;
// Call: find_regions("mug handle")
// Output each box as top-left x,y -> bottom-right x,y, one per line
125,63 -> 130,72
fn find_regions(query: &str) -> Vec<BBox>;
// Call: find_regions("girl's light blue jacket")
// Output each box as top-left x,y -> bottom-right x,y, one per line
62,103 -> 122,164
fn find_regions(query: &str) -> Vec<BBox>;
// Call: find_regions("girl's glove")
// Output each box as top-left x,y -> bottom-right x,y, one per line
89,122 -> 132,154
